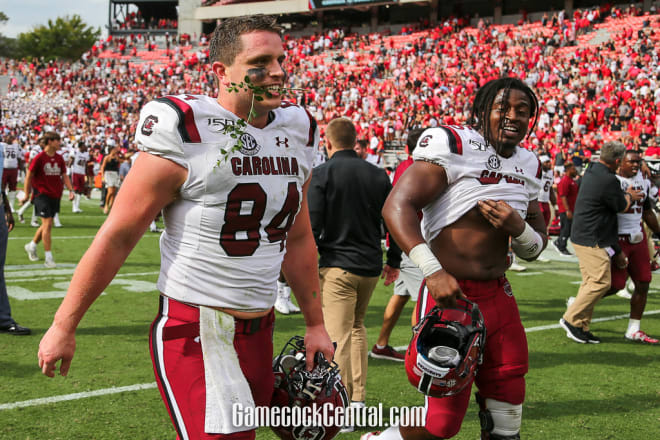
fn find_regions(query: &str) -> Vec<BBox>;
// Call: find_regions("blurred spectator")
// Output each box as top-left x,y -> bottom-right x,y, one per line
554,162 -> 578,256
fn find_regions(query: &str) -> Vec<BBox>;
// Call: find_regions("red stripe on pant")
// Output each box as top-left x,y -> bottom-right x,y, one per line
149,296 -> 275,440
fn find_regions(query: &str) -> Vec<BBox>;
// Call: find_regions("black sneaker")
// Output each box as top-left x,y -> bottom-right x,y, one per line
559,318 -> 588,343
552,240 -> 571,256
0,323 -> 31,335
583,330 -> 601,344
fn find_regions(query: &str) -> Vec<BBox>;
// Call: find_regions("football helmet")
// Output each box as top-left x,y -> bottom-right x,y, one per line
405,298 -> 486,398
271,336 -> 349,440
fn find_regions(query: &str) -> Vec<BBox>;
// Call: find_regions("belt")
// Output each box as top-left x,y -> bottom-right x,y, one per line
162,309 -> 274,340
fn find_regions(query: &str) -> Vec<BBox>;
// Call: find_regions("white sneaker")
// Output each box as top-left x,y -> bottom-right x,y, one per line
509,262 -> 527,272
341,401 -> 365,433
72,208 -> 83,213
44,256 -> 57,268
536,256 -> 550,262
54,221 -> 63,228
30,219 -> 40,228
24,242 -> 39,261
286,298 -> 301,313
615,289 -> 632,299
566,296 -> 576,307
274,296 -> 290,314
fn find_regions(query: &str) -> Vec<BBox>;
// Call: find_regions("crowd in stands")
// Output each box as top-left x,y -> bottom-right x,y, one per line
1,3 -> 659,172
111,11 -> 177,31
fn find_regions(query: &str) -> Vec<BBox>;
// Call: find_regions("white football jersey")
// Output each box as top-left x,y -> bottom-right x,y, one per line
29,145 -> 42,163
135,94 -> 318,311
537,169 -> 554,203
616,171 -> 650,235
2,142 -> 21,169
71,150 -> 90,175
413,125 -> 541,242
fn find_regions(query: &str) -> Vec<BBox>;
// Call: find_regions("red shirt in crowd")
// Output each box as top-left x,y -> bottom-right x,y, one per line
557,174 -> 578,214
29,151 -> 67,199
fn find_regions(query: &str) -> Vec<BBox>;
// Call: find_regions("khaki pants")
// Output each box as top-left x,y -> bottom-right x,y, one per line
320,267 -> 379,402
563,243 -> 611,331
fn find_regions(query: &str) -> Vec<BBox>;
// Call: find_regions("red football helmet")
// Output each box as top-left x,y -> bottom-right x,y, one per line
270,336 -> 349,440
405,298 -> 486,398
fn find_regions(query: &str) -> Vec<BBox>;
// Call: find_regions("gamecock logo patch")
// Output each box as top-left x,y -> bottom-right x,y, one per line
141,115 -> 159,136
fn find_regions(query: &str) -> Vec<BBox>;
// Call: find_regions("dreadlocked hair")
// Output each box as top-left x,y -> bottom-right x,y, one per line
467,77 -> 539,148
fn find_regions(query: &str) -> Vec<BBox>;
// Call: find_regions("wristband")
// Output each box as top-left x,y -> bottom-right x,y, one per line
408,243 -> 443,277
511,223 -> 543,260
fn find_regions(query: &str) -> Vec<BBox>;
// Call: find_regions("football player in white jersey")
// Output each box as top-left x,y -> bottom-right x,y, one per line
534,155 -> 556,262
605,150 -> 660,344
69,142 -> 90,213
537,154 -> 556,232
38,15 -> 334,440
1,135 -> 22,211
372,78 -> 547,440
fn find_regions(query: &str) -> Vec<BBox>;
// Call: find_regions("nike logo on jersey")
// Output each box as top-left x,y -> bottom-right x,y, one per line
230,156 -> 300,177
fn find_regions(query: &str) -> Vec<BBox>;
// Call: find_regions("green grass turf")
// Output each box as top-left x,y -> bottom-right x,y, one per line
2,196 -> 659,439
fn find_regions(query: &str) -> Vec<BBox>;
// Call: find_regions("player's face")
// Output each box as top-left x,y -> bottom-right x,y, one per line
620,153 -> 641,178
542,160 -> 552,171
488,88 -> 532,157
48,138 -> 61,151
353,143 -> 367,159
225,31 -> 286,111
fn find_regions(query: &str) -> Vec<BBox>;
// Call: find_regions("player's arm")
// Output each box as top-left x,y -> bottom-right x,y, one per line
549,184 -> 557,206
38,153 -> 186,378
20,168 -> 33,203
383,161 -> 446,253
516,199 -> 548,260
62,173 -> 75,200
478,198 -> 547,261
643,205 -> 660,235
281,176 -> 334,370
2,191 -> 14,232
383,160 -> 462,307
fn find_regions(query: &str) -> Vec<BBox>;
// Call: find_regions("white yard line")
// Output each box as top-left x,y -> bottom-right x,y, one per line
0,383 -> 158,410
6,308 -> 660,411
389,309 -> 660,350
9,235 -> 160,240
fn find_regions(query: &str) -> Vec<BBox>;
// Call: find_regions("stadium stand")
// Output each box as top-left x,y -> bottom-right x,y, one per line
1,4 -> 658,169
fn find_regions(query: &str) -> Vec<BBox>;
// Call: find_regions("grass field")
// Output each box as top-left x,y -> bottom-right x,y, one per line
2,195 -> 659,439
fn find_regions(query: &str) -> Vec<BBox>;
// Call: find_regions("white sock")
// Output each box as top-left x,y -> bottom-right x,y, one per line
73,193 -> 81,210
45,251 -> 53,260
149,220 -> 157,231
28,241 -> 37,250
54,213 -> 60,223
376,344 -> 386,349
8,191 -> 16,210
277,281 -> 289,298
627,319 -> 641,336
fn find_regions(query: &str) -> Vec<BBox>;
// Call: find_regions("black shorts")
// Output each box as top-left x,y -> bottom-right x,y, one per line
34,194 -> 60,218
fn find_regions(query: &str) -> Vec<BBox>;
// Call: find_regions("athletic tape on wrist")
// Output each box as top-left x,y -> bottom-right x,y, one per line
511,222 -> 543,259
408,243 -> 443,277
